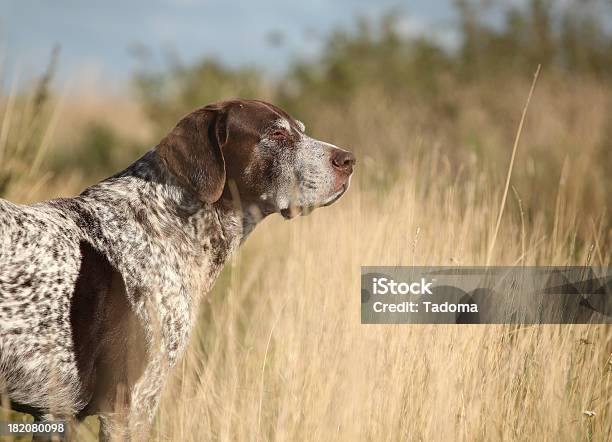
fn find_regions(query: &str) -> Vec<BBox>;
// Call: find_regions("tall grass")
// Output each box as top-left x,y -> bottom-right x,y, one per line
0,54 -> 63,202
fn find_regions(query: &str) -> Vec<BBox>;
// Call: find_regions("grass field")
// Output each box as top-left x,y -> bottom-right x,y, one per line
1,65 -> 611,441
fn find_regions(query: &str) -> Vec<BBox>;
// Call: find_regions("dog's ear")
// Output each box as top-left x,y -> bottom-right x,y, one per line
157,105 -> 228,204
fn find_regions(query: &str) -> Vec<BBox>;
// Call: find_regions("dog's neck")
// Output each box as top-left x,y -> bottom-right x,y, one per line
81,149 -> 261,298
119,148 -> 259,237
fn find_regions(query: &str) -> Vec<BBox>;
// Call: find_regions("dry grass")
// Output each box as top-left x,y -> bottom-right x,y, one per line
1,72 -> 611,441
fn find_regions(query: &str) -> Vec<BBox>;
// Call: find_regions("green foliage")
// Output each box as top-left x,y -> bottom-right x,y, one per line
455,0 -> 612,78
291,17 -> 449,97
133,0 -> 612,117
73,124 -> 116,172
51,123 -> 116,176
133,59 -> 264,137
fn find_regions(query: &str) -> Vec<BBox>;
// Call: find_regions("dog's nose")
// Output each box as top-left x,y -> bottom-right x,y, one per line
331,149 -> 356,174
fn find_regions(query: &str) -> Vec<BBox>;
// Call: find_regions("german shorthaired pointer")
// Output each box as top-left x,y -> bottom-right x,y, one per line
0,99 -> 355,440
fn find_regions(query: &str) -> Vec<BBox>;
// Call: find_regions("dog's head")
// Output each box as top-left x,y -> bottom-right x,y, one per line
157,99 -> 355,219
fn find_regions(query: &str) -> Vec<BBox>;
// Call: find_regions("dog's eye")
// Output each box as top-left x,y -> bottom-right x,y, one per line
271,129 -> 288,139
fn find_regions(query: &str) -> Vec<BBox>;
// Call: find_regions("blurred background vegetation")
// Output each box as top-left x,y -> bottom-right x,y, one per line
1,0 -> 611,230
1,2 -> 612,438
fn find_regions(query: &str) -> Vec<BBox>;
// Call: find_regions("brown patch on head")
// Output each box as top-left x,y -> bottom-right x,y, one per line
219,100 -> 297,205
157,99 -> 302,207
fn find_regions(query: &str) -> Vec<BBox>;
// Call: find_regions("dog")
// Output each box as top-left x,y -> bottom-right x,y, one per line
0,99 -> 355,440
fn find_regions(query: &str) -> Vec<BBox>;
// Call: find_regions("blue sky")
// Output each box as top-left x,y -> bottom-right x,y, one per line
2,0 -> 458,88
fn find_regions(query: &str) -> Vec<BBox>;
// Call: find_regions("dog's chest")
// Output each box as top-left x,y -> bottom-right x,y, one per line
96,201 -> 242,365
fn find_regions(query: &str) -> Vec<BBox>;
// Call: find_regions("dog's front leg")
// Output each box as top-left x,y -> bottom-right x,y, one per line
97,357 -> 167,442
98,413 -> 129,442
126,355 -> 168,442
